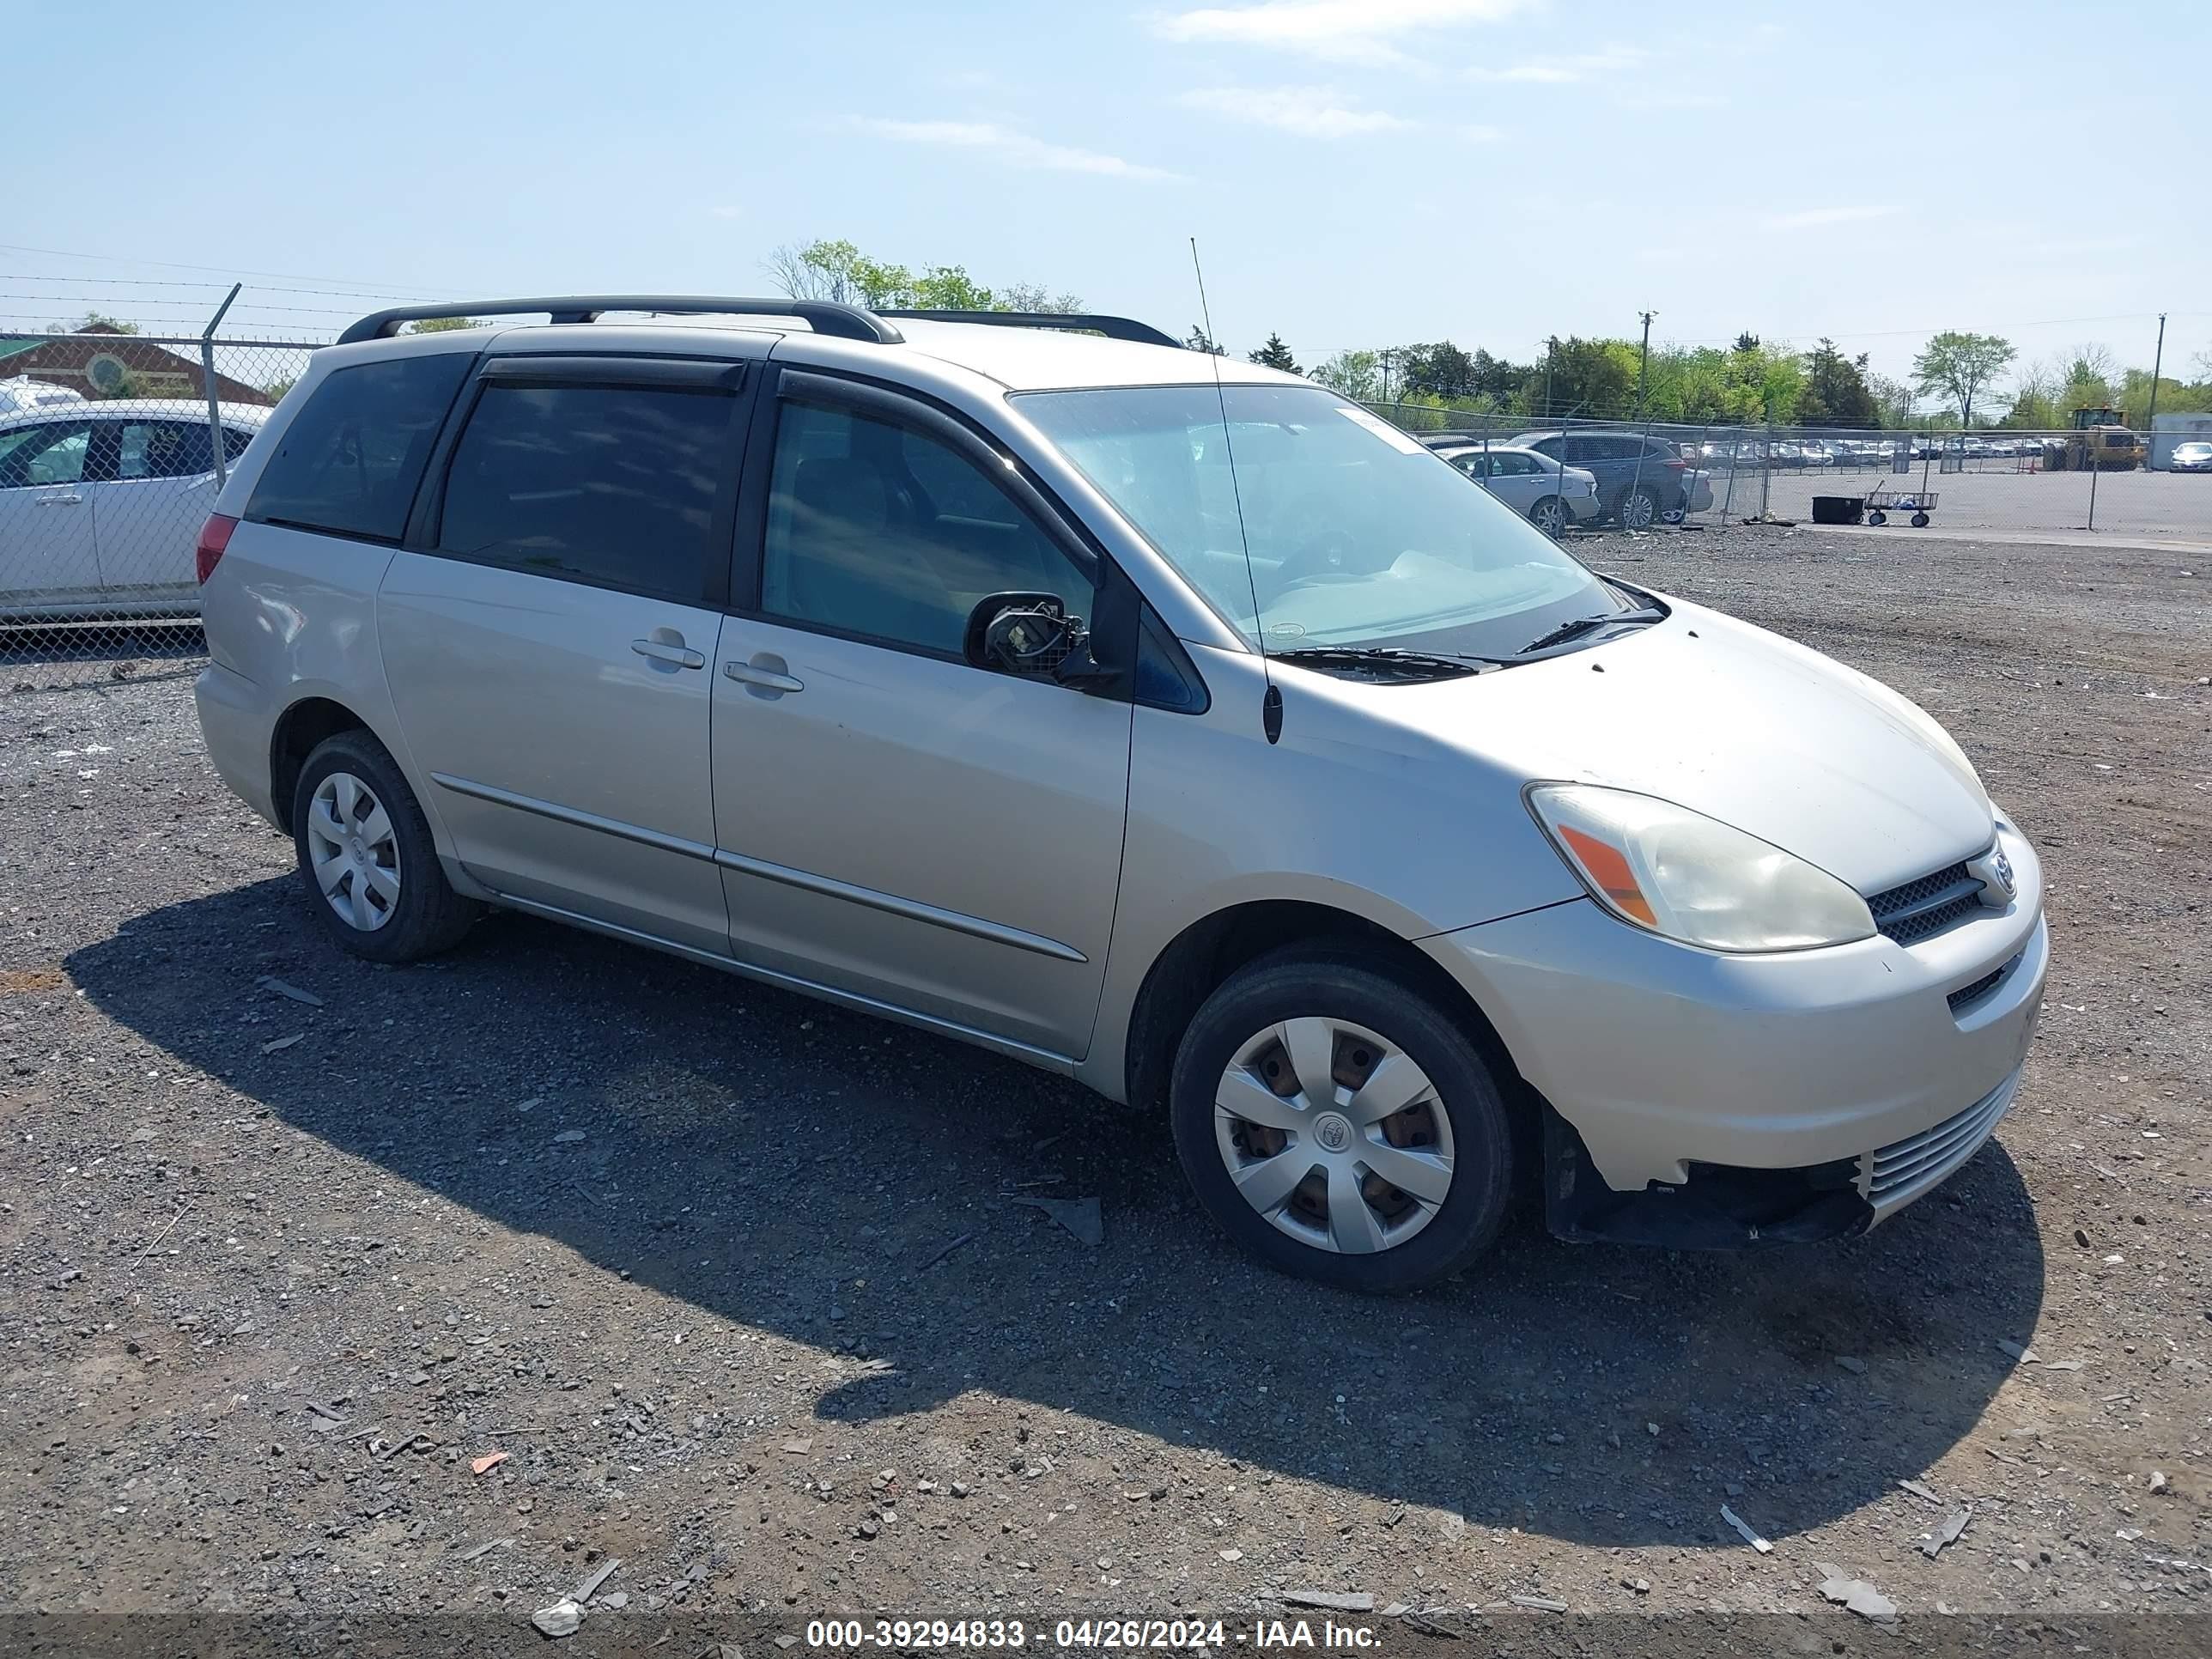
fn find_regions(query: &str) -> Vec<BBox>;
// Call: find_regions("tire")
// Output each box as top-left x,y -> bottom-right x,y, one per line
291,730 -> 479,963
1617,486 -> 1660,531
1168,946 -> 1515,1293
1911,511 -> 1929,527
1528,495 -> 1568,537
1866,509 -> 1887,525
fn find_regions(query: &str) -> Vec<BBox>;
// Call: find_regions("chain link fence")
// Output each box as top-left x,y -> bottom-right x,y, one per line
1361,403 -> 2212,545
2,334 -> 317,674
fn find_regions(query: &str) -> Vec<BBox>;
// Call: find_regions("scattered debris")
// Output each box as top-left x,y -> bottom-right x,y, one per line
1835,1355 -> 1867,1375
781,1437 -> 813,1455
1011,1194 -> 1104,1247
1898,1479 -> 1942,1505
257,975 -> 325,1007
552,1129 -> 586,1145
1218,1548 -> 1243,1562
1509,1595 -> 1568,1613
573,1558 -> 621,1602
1720,1504 -> 1772,1554
130,1200 -> 192,1267
531,1600 -> 583,1638
913,1231 -> 976,1275
1816,1565 -> 1898,1622
1276,1590 -> 1374,1613
471,1451 -> 509,1476
1624,1577 -> 1650,1595
1924,1509 -> 1972,1559
259,1032 -> 306,1054
459,1537 -> 514,1562
2148,1471 -> 2170,1495
1998,1339 -> 2039,1364
2043,1358 -> 2086,1372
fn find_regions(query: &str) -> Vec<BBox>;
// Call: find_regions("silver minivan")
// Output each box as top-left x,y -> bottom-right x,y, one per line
192,297 -> 2046,1291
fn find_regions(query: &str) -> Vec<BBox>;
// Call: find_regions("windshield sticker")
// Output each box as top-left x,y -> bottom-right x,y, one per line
1334,404 -> 1427,455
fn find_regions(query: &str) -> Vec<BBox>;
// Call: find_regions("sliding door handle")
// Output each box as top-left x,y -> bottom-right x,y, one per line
722,659 -> 804,695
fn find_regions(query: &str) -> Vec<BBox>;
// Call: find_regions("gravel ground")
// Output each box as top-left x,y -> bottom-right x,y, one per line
2,526 -> 2207,1654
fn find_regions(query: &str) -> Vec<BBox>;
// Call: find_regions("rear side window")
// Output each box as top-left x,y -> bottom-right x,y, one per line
435,383 -> 732,603
247,354 -> 471,542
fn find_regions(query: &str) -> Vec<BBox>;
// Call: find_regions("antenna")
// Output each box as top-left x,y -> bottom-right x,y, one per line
1189,238 -> 1281,744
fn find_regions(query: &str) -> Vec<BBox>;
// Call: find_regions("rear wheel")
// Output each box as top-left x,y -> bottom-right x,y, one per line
1528,495 -> 1569,537
292,731 -> 479,963
1169,948 -> 1515,1292
1617,486 -> 1660,531
1866,509 -> 1887,525
1911,511 -> 1930,527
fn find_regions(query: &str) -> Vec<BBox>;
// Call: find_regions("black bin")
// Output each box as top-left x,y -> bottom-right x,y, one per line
1811,495 -> 1864,526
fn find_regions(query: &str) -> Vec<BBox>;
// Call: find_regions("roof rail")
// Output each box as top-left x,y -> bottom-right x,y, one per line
335,296 -> 904,347
876,310 -> 1182,349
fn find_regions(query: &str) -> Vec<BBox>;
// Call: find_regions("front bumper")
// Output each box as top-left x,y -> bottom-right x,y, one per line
1420,815 -> 2046,1237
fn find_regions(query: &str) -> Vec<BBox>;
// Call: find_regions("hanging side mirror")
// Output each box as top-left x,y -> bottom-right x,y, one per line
963,592 -> 1115,687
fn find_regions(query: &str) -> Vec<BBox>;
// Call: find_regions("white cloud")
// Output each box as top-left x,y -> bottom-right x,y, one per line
1180,85 -> 1411,136
1156,0 -> 1534,66
1468,44 -> 1643,82
851,118 -> 1175,180
1764,204 -> 1901,230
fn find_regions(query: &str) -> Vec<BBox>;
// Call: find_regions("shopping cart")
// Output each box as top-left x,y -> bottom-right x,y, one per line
1863,484 -> 1937,527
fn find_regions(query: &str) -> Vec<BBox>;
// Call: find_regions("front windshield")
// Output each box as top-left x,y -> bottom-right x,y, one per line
1016,384 -> 1621,656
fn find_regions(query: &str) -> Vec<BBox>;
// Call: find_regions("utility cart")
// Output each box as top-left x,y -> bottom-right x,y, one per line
1863,483 -> 1936,527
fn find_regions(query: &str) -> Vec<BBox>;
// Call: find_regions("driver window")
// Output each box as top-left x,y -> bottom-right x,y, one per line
760,400 -> 1089,656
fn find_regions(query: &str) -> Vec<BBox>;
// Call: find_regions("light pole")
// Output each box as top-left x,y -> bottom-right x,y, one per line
1635,310 -> 1656,417
2146,312 -> 2167,465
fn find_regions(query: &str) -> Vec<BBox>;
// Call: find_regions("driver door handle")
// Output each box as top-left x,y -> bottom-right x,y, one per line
631,638 -> 705,669
723,660 -> 804,695
36,494 -> 84,507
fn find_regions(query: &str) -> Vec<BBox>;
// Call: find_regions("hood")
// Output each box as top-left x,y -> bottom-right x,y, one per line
1382,599 -> 1994,895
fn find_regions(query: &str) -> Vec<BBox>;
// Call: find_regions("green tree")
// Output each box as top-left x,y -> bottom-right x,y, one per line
406,315 -> 481,333
1185,325 -> 1224,356
1530,337 -> 1635,418
1247,332 -> 1300,374
911,265 -> 993,310
1911,331 -> 2015,430
49,311 -> 142,336
1796,338 -> 1881,428
1310,349 -> 1382,402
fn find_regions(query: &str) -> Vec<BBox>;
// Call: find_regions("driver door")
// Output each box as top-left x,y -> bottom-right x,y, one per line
709,372 -> 1133,1060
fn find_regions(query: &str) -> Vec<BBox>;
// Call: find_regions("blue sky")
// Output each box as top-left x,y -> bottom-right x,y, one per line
9,0 -> 2205,391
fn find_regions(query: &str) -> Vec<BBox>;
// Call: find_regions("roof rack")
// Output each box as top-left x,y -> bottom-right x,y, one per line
335,296 -> 903,347
876,309 -> 1182,349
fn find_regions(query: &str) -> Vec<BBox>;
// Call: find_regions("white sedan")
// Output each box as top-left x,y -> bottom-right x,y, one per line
1,399 -> 268,623
1432,442 -> 1602,536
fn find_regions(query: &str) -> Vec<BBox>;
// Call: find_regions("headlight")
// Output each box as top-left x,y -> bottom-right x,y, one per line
1527,783 -> 1875,952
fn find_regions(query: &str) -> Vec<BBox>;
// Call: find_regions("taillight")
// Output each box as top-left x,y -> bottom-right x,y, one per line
195,514 -> 239,584
1663,458 -> 1688,470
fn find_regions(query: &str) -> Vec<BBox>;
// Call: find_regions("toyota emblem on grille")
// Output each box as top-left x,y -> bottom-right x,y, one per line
1967,846 -> 2016,906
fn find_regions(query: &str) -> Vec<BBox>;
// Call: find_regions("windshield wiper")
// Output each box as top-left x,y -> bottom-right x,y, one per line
1515,605 -> 1666,656
1272,645 -> 1498,680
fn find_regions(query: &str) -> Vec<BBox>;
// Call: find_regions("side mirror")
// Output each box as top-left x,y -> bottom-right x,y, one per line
963,592 -> 1114,686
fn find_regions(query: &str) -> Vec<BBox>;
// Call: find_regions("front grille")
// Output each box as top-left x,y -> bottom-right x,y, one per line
1868,860 -> 1984,945
1864,1071 -> 2019,1211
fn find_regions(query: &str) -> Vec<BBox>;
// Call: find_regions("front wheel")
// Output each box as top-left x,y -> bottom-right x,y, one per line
1866,509 -> 1887,525
1911,511 -> 1930,527
1617,486 -> 1660,531
1169,948 -> 1515,1292
1528,495 -> 1569,537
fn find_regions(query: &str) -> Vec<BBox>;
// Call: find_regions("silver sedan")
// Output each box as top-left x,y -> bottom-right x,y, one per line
1434,443 -> 1601,536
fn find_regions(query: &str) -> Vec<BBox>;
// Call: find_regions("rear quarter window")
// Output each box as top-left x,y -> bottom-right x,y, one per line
246,354 -> 471,542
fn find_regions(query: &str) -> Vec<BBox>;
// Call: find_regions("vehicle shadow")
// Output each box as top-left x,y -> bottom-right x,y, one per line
68,876 -> 2045,1548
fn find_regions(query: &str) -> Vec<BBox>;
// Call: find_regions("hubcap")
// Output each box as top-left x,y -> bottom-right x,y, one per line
1213,1017 -> 1454,1255
1623,491 -> 1655,529
306,770 -> 401,932
1533,499 -> 1565,535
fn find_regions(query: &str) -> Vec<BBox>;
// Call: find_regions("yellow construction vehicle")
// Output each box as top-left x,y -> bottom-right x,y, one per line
2047,405 -> 2143,471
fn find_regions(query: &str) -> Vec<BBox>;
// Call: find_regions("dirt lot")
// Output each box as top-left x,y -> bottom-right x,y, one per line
2,526 -> 2207,1656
